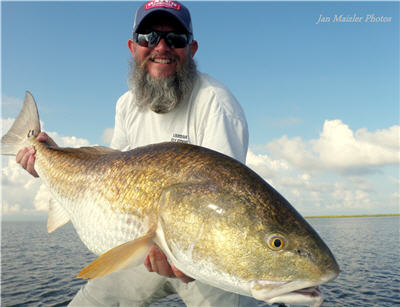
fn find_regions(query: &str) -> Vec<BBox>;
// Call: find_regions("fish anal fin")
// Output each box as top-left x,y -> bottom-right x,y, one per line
77,231 -> 155,280
47,198 -> 70,233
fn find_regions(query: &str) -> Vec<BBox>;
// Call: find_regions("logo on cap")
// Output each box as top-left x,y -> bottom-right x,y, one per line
145,0 -> 181,11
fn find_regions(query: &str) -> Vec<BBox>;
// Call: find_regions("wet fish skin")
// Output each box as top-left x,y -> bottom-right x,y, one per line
1,92 -> 339,306
156,154 -> 339,295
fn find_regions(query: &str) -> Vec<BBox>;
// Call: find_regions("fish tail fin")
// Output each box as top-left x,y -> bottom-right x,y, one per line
1,91 -> 41,155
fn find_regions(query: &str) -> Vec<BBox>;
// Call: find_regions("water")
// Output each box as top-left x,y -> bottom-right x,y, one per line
2,217 -> 400,306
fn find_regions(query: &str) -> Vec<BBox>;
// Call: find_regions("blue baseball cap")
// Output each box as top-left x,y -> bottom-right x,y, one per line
133,0 -> 193,34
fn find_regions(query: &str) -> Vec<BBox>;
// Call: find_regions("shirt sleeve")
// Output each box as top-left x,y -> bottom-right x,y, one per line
197,90 -> 249,164
110,97 -> 129,151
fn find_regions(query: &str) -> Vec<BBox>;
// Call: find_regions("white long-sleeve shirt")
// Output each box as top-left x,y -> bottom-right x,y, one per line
69,73 -> 256,307
110,72 -> 248,163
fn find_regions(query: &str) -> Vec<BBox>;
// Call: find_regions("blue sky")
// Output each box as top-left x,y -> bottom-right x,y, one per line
1,1 -> 399,219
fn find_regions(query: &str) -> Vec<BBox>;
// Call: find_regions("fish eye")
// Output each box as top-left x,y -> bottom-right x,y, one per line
267,234 -> 286,251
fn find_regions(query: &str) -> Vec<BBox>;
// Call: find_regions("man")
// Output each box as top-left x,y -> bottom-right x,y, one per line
17,1 -> 258,306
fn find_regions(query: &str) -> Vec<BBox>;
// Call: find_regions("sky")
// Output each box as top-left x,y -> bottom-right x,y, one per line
1,1 -> 399,220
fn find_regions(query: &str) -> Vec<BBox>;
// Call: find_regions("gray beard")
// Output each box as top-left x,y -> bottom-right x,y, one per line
128,56 -> 198,114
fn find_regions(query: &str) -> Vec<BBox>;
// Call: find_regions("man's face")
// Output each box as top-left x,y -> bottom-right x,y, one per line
127,16 -> 199,113
128,23 -> 198,79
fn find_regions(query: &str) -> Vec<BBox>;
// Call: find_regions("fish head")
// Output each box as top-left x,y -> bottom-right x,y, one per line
235,184 -> 340,304
158,178 -> 339,306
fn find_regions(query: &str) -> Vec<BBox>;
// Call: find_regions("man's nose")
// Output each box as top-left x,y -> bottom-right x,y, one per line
153,38 -> 171,51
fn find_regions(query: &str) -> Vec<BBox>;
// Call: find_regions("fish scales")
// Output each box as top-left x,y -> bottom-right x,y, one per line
1,92 -> 339,307
35,138 -> 333,283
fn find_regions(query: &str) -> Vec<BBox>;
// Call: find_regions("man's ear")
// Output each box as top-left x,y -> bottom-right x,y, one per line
190,40 -> 198,57
128,39 -> 136,56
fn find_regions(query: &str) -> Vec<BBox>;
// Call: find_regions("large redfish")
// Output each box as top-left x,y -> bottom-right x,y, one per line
2,92 -> 339,306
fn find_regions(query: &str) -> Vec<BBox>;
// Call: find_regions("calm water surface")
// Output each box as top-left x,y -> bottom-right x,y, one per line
2,217 -> 400,306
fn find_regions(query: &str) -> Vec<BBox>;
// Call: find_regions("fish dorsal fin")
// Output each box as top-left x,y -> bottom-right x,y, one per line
47,198 -> 70,233
77,231 -> 155,280
50,146 -> 120,157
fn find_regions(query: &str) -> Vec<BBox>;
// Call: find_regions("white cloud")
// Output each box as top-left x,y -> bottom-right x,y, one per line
267,120 -> 400,174
356,126 -> 399,151
2,201 -> 21,215
247,120 -> 400,215
314,120 -> 399,170
2,156 -> 43,217
101,128 -> 114,145
47,132 -> 91,147
327,182 -> 372,210
389,176 -> 400,185
246,150 -> 288,185
34,184 -> 52,211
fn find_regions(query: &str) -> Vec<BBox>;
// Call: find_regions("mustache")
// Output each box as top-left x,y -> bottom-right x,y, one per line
139,52 -> 181,71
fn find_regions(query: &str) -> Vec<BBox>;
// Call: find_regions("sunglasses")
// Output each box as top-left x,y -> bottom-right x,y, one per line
133,31 -> 193,49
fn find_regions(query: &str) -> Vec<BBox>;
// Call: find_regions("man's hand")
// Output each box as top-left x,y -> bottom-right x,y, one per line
16,132 -> 57,178
144,244 -> 194,283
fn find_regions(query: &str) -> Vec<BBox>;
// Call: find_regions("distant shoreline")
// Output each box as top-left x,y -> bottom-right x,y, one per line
2,213 -> 399,223
305,213 -> 400,219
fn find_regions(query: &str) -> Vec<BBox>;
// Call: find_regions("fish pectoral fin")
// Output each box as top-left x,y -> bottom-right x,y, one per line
47,198 -> 70,233
77,231 -> 155,280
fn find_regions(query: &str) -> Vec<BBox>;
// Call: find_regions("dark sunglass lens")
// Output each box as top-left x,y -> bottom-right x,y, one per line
166,33 -> 188,48
136,34 -> 149,47
136,32 -> 160,47
146,32 -> 161,47
135,32 -> 190,49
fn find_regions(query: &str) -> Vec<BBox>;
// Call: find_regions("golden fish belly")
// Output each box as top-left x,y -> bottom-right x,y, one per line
38,177 -> 154,255
32,142 -> 163,255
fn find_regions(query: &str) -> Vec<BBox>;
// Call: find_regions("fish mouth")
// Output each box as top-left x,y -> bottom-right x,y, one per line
250,271 -> 337,306
265,286 -> 323,307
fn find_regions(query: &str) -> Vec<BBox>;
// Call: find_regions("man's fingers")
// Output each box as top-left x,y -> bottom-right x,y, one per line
16,147 -> 27,164
171,265 -> 194,283
18,151 -> 29,169
17,147 -> 33,168
144,255 -> 153,272
144,245 -> 195,283
16,146 -> 38,177
14,133 -> 55,179
148,245 -> 174,277
37,132 -> 57,147
36,132 -> 48,142
16,147 -> 32,164
26,155 -> 39,177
